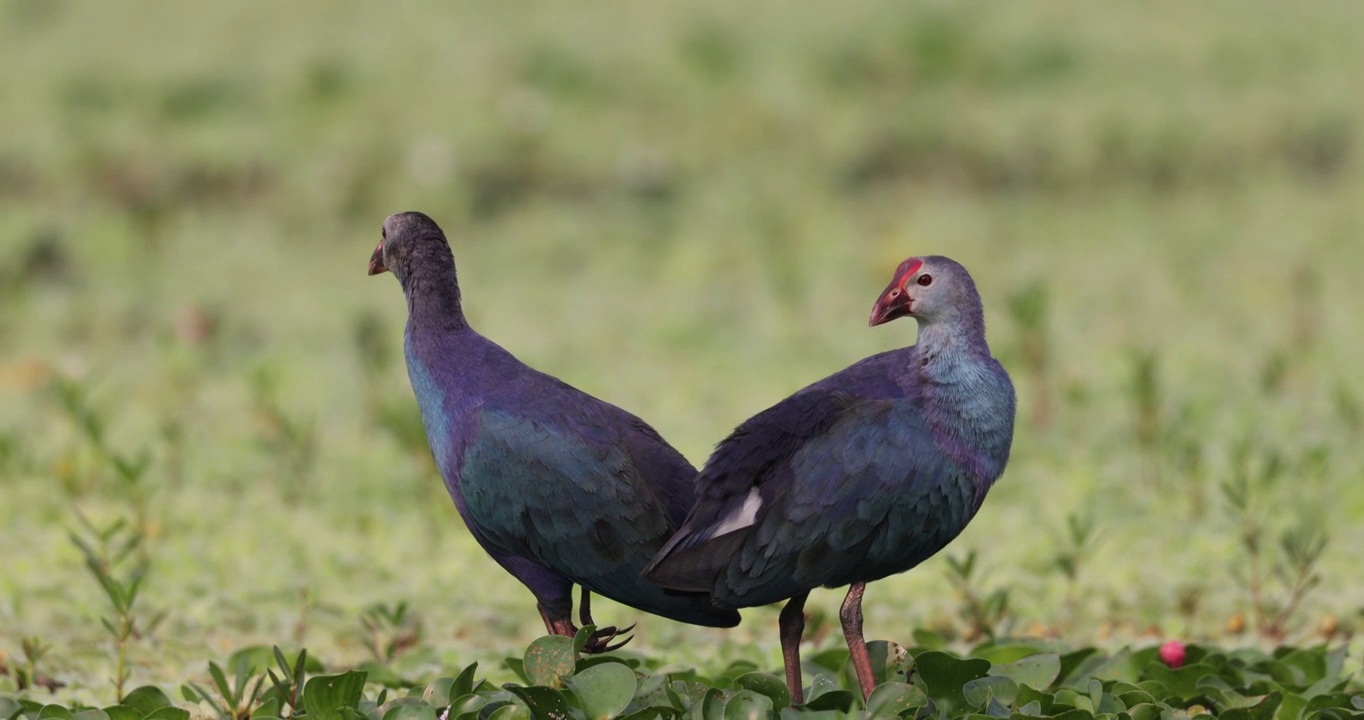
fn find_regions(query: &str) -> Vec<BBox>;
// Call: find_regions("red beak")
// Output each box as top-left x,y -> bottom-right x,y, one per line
868,279 -> 911,327
367,242 -> 387,276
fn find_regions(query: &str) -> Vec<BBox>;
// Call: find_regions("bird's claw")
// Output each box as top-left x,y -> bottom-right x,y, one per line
578,623 -> 635,654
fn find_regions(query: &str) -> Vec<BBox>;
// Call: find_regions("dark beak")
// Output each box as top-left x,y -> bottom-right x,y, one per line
367,242 -> 387,276
868,281 -> 911,327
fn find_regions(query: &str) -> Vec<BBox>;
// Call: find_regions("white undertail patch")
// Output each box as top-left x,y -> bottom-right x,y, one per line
710,487 -> 763,537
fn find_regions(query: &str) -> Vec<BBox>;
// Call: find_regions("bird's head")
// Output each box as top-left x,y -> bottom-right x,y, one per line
368,211 -> 453,282
869,255 -> 980,327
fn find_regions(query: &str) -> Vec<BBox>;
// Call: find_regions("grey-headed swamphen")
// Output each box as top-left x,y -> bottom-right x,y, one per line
369,211 -> 739,652
645,256 -> 1016,701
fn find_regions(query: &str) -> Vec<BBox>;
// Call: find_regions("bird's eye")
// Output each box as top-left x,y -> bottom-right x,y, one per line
916,274 -> 933,287
889,289 -> 900,298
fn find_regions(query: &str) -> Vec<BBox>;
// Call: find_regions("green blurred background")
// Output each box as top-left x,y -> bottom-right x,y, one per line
2,0 -> 1363,696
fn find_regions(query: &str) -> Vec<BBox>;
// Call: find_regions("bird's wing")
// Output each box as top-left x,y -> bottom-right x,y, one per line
646,390 -> 972,604
643,389 -> 860,590
458,405 -> 676,595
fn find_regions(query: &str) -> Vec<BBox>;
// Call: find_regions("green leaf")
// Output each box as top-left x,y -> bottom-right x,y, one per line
72,711 -> 109,720
1047,710 -> 1097,720
484,704 -> 530,720
38,706 -> 72,720
1142,663 -> 1219,702
383,703 -> 437,720
253,697 -> 282,719
503,686 -> 572,720
990,654 -> 1061,691
801,674 -> 838,704
304,671 -> 369,720
448,694 -> 487,720
141,708 -> 188,720
577,656 -> 638,674
1222,693 -> 1284,720
1125,703 -> 1167,720
633,674 -> 677,711
842,641 -> 911,691
566,662 -> 636,720
1305,694 -> 1360,714
1016,684 -> 1055,715
524,636 -> 577,689
720,691 -> 771,720
470,699 -> 510,720
971,642 -> 1051,666
806,649 -> 850,674
0,699 -> 19,720
208,662 -> 234,703
690,688 -> 725,720
1279,652 -> 1327,689
713,661 -> 761,688
228,647 -> 277,677
784,712 -> 850,720
1279,693 -> 1309,720
799,690 -> 854,713
1301,677 -> 1351,700
573,626 -> 597,655
616,710 -> 675,720
183,682 -> 227,717
963,676 -> 1018,709
452,664 -> 481,700
733,673 -> 790,711
504,659 -> 529,686
100,709 -> 139,720
422,678 -> 457,708
1087,678 -> 1123,715
864,682 -> 927,718
913,651 -> 991,718
1057,649 -> 1100,686
1083,648 -> 1138,685
1196,675 -> 1254,711
122,688 -> 174,718
1053,689 -> 1085,711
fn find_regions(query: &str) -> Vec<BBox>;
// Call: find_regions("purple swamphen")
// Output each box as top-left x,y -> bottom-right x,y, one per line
645,256 -> 1016,700
369,211 -> 739,652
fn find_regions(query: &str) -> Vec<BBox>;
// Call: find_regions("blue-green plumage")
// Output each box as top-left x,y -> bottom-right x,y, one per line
645,255 -> 1015,703
371,211 -> 738,651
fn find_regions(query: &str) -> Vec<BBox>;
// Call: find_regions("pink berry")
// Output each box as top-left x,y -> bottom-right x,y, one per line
1159,640 -> 1186,668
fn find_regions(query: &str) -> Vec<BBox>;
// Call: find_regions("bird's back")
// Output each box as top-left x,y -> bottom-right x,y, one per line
646,343 -> 1014,609
407,326 -> 738,627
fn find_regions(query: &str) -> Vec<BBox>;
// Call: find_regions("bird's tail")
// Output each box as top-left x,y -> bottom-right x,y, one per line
584,558 -> 740,628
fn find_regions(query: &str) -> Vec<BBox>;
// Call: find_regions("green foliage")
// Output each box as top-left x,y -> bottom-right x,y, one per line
1220,441 -> 1330,640
67,514 -> 164,702
359,603 -> 424,666
945,552 -> 1013,642
8,639 -> 1361,720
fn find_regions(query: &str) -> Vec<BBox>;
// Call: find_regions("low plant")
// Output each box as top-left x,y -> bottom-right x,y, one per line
1221,440 -> 1330,640
68,513 -> 166,702
944,550 -> 1013,642
359,602 -> 423,665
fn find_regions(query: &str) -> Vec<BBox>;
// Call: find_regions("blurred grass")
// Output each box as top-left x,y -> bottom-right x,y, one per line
2,0 -> 1364,700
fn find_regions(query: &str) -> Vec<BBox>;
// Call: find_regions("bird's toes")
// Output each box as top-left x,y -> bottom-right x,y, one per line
579,625 -> 634,654
597,635 -> 633,653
